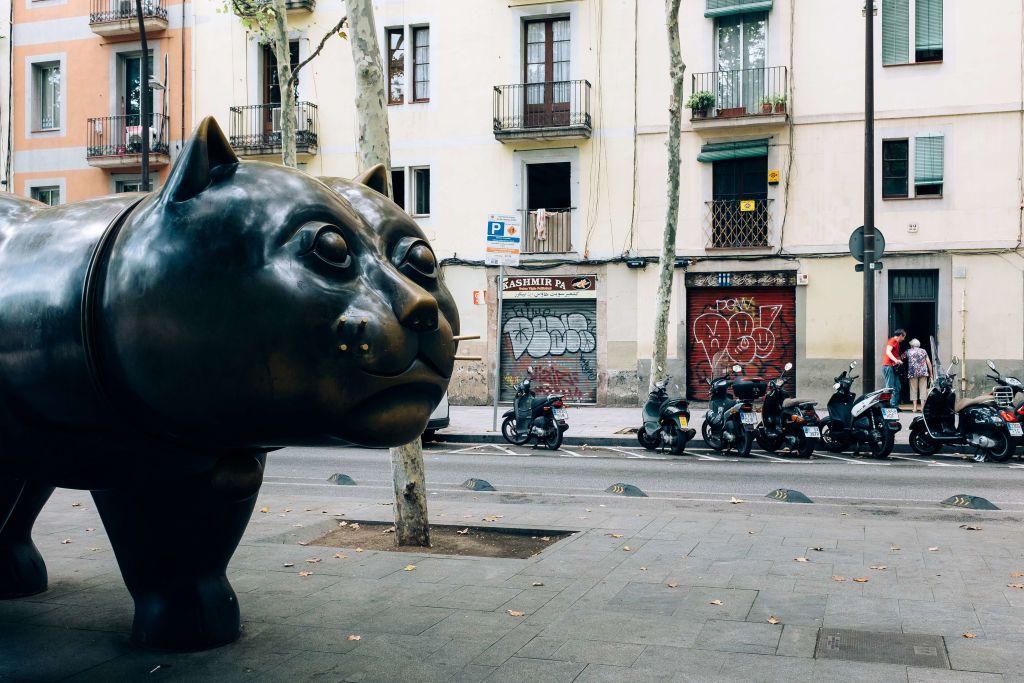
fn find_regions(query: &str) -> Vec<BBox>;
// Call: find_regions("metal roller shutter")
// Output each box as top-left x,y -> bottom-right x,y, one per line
686,286 -> 796,401
500,298 -> 598,404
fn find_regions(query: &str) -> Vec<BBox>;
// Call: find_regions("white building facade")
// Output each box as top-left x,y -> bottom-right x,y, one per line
191,0 -> 1024,405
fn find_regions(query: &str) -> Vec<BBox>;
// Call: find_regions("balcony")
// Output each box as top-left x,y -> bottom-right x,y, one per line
704,199 -> 773,250
86,114 -> 170,169
689,66 -> 788,130
89,0 -> 168,37
523,209 -> 572,254
228,102 -> 319,161
493,81 -> 592,142
284,0 -> 314,11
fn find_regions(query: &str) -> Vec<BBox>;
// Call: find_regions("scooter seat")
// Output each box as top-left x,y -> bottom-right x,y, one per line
955,394 -> 996,412
783,398 -> 816,409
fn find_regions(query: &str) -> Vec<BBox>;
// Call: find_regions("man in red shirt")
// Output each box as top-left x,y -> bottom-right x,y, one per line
881,329 -> 906,408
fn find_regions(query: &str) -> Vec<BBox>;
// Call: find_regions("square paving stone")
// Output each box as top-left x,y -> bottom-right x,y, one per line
550,639 -> 645,666
674,586 -> 758,621
572,663 -> 674,682
488,657 -> 587,683
606,581 -> 688,615
625,644 -> 725,679
541,608 -> 703,648
431,585 -> 523,611
747,591 -> 827,627
947,637 -> 1024,674
694,619 -> 782,655
716,651 -> 816,681
776,625 -> 820,658
898,599 -> 982,636
824,594 -> 902,632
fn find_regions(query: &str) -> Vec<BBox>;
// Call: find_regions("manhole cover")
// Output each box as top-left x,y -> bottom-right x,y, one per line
815,629 -> 949,669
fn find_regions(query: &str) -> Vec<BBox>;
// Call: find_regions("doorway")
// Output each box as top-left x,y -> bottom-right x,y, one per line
715,11 -> 767,114
888,269 -> 939,404
711,155 -> 768,247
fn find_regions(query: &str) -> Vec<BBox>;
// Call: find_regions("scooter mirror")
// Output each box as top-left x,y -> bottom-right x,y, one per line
951,356 -> 960,366
987,360 -> 997,371
833,382 -> 841,390
850,361 -> 858,369
732,364 -> 742,374
784,362 -> 793,372
527,366 -> 534,375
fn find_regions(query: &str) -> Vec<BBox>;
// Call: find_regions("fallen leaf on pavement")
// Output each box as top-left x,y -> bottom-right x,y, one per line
853,577 -> 869,583
768,616 -> 780,625
350,523 -> 360,530
89,547 -> 100,552
60,538 -> 71,544
71,502 -> 82,508
1007,583 -> 1024,590
339,521 -> 348,527
403,564 -> 416,571
283,508 -> 292,513
623,546 -> 632,552
355,547 -> 364,552
730,497 -> 745,504
794,557 -> 809,563
709,599 -> 723,606
85,528 -> 95,532
540,537 -> 551,542
585,509 -> 592,512
811,547 -> 824,552
283,562 -> 294,567
963,632 -> 977,638
832,576 -> 846,582
333,553 -> 346,559
747,530 -> 757,535
928,547 -> 940,552
298,541 -> 309,546
1011,572 -> 1024,578
960,524 -> 982,531
667,581 -> 678,588
292,524 -> 303,528
639,567 -> 648,571
457,528 -> 469,535
890,545 -> 901,552
382,527 -> 395,534
306,557 -> 322,564
259,507 -> 269,513
531,582 -> 544,587
870,565 -> 887,571
298,571 -> 312,577
608,533 -> 623,539
347,635 -> 361,641
507,610 -> 524,617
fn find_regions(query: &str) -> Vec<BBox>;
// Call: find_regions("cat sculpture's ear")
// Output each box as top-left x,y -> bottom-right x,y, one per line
162,117 -> 239,203
353,164 -> 390,198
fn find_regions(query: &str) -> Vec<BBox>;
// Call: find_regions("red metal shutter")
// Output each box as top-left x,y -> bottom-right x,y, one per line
499,298 -> 598,404
686,286 -> 797,400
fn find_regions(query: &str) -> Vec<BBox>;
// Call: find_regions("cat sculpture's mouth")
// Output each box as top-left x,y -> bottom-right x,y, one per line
363,352 -> 451,380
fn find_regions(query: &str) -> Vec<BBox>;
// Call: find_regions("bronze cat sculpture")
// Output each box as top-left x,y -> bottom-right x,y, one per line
0,118 -> 458,651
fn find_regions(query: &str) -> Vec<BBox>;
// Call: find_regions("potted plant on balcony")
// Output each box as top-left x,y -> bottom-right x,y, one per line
773,94 -> 788,114
760,97 -> 774,114
686,91 -> 715,119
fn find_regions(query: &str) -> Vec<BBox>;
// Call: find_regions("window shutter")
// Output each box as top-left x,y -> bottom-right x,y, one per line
914,135 -> 944,186
705,0 -> 773,18
882,0 -> 909,65
915,0 -> 942,51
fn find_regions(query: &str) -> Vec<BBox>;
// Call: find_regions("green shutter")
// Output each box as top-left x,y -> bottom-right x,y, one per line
882,0 -> 910,65
705,0 -> 773,18
697,138 -> 770,163
915,0 -> 943,51
914,135 -> 944,185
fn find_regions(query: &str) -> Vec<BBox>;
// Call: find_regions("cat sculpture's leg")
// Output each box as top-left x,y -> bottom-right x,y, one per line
91,452 -> 265,651
0,480 -> 54,598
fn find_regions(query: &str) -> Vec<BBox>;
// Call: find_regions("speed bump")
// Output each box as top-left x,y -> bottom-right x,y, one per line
766,488 -> 813,504
941,494 -> 999,511
605,483 -> 647,497
462,478 -> 496,492
327,473 -> 356,485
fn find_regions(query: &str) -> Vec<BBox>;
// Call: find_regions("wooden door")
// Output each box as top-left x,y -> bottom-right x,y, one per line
524,18 -> 570,128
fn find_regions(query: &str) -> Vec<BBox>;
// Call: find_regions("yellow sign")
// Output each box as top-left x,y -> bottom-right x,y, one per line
767,169 -> 780,184
739,200 -> 756,212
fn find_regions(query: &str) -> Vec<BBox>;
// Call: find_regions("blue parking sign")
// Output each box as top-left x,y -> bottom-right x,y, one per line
487,221 -> 505,237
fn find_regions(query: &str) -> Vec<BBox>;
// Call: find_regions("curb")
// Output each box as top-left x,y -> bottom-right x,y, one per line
434,431 -> 916,454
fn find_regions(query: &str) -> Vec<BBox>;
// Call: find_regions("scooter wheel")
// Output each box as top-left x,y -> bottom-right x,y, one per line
542,425 -> 564,451
796,434 -> 815,459
701,420 -> 724,452
637,428 -> 659,451
819,424 -> 846,453
909,425 -> 939,456
734,427 -> 753,458
982,428 -> 1013,463
870,428 -> 894,459
669,429 -> 688,455
501,416 -> 530,446
755,431 -> 782,453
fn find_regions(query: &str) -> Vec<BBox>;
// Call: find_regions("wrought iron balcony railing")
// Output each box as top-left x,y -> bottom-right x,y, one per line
89,0 -> 167,25
493,81 -> 592,140
86,113 -> 170,162
228,102 -> 319,157
690,66 -> 787,120
704,199 -> 773,249
523,209 -> 572,254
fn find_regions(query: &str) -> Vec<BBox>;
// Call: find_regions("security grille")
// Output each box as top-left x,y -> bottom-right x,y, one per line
705,199 -> 773,248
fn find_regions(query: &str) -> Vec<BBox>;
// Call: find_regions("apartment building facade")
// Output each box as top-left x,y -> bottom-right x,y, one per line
1,0 -> 192,203
195,0 -> 1024,405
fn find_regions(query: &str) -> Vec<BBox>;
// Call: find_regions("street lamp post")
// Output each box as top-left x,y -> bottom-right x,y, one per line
135,0 -> 151,191
862,2 -> 876,393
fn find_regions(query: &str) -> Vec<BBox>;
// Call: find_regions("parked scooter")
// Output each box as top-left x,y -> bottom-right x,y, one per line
501,368 -> 569,450
754,362 -> 820,458
989,361 -> 1024,455
637,376 -> 696,454
701,364 -> 761,457
819,361 -> 900,458
909,356 -> 1016,462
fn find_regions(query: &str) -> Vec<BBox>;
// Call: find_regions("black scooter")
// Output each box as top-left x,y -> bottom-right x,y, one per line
701,364 -> 760,457
501,369 -> 568,450
754,362 -> 820,458
819,361 -> 900,458
637,376 -> 696,455
909,356 -> 1015,462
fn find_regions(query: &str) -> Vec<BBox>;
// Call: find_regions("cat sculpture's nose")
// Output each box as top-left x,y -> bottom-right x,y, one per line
395,287 -> 439,333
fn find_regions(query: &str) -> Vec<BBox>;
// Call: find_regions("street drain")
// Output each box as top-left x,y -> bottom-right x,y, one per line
814,628 -> 949,669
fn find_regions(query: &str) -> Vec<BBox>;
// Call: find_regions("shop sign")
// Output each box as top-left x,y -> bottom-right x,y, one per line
501,275 -> 597,299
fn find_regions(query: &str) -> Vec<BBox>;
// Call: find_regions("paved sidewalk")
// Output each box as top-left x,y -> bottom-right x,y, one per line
2,479 -> 1022,680
444,405 -> 918,448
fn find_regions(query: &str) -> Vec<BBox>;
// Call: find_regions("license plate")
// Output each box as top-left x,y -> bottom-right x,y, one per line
882,408 -> 899,420
1009,423 -> 1023,437
553,408 -> 568,420
740,412 -> 758,425
803,426 -> 821,438
678,416 -> 688,428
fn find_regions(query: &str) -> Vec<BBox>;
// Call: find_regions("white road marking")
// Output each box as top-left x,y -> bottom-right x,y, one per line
814,453 -> 878,465
889,455 -> 972,468
600,446 -> 648,458
558,448 -> 592,458
490,444 -> 517,456
752,452 -> 790,463
444,445 -> 489,454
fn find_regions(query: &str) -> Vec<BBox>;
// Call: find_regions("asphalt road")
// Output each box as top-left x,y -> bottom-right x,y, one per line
263,441 -> 1024,511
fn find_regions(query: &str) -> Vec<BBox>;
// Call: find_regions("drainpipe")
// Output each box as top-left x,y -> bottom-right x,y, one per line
136,0 -> 151,191
960,289 -> 967,394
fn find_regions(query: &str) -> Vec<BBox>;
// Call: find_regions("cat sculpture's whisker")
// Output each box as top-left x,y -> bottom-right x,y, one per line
451,334 -> 480,342
454,355 -> 483,361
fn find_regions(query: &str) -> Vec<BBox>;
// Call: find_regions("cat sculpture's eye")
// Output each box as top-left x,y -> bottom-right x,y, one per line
312,230 -> 351,268
392,236 -> 437,280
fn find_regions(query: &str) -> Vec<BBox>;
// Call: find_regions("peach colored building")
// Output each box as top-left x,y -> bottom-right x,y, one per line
4,0 -> 192,204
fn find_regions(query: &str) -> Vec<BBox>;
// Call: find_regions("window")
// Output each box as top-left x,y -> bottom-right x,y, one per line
882,139 -> 909,198
33,62 -> 60,131
387,28 -> 405,104
715,12 -> 767,113
115,177 -> 144,193
412,27 -> 429,102
391,168 -> 406,209
119,52 -> 154,122
30,185 -> 60,206
882,0 -> 942,66
262,41 -> 300,105
882,136 -> 943,198
412,167 -> 430,215
524,18 -> 570,126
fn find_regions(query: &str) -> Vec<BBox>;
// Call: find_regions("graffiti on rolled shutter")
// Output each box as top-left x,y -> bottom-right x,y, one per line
686,284 -> 796,401
498,275 -> 598,403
